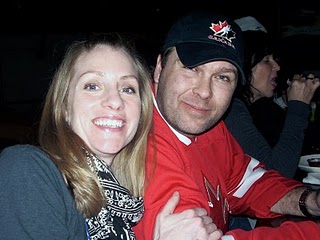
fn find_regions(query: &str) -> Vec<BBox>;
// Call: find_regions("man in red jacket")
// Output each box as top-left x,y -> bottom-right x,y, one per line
133,10 -> 320,240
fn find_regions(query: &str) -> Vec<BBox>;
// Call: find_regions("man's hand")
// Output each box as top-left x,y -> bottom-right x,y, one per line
153,191 -> 222,240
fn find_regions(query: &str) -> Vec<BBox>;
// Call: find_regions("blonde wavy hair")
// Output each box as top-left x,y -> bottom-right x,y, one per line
38,33 -> 153,217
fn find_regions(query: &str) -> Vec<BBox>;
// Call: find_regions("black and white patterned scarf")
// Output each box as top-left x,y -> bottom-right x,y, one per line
85,151 -> 144,240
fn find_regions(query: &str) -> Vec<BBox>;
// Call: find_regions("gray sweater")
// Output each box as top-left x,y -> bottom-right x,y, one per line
224,98 -> 309,178
0,144 -> 86,239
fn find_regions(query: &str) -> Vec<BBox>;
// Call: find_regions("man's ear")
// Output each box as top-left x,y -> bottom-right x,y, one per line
153,54 -> 162,84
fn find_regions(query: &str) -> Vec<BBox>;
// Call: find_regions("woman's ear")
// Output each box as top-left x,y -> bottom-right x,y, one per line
65,111 -> 70,125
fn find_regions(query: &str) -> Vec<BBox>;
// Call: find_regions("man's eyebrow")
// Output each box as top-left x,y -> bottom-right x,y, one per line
217,67 -> 237,74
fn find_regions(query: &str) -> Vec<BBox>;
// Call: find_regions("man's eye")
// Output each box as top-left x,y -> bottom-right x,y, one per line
217,75 -> 230,82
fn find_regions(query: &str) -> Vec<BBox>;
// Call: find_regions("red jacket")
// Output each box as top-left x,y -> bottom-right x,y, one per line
133,100 -> 319,240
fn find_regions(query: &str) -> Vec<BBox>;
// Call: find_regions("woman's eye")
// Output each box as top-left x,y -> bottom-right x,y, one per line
84,83 -> 99,91
120,87 -> 136,94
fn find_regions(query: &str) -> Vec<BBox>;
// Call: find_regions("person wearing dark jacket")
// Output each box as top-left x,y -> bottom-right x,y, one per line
224,16 -> 320,230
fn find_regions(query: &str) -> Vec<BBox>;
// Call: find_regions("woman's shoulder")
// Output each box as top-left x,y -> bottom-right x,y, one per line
0,144 -> 55,173
225,97 -> 250,119
1,144 -> 46,159
231,97 -> 249,110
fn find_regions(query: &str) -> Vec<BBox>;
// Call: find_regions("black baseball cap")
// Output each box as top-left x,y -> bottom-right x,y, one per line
162,11 -> 245,84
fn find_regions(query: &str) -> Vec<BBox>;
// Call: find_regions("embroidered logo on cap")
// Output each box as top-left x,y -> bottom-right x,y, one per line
209,20 -> 236,49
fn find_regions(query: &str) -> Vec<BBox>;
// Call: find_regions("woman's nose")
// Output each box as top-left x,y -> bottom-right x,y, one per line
273,61 -> 280,71
101,90 -> 124,110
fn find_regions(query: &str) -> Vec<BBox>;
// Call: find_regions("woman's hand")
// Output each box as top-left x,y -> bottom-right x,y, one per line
153,191 -> 222,240
287,73 -> 320,104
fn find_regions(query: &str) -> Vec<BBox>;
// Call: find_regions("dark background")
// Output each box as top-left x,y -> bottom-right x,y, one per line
0,1 -> 316,32
0,0 -> 319,149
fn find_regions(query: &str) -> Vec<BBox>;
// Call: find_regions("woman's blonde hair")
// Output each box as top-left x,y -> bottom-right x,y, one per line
38,32 -> 153,217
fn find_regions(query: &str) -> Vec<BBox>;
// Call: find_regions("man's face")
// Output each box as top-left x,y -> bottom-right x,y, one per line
154,48 -> 238,137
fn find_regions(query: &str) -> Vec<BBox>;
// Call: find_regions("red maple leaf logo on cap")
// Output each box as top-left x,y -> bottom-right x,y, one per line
209,21 -> 236,42
211,21 -> 229,32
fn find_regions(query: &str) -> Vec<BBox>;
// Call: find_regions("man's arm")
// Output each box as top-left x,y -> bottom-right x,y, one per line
271,186 -> 320,217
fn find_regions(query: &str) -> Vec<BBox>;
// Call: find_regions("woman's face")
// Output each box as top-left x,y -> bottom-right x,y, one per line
67,45 -> 141,165
250,54 -> 280,102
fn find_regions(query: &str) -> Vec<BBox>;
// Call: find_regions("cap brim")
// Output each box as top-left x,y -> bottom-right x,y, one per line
176,42 -> 245,85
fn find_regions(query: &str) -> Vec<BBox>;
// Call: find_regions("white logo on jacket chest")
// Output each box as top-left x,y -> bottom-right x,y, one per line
204,176 -> 229,224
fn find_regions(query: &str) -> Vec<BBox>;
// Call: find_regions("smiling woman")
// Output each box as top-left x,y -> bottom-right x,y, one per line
67,45 -> 143,165
0,32 -> 154,239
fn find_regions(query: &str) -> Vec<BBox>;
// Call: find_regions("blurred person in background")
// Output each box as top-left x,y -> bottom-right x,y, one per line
224,15 -> 320,178
224,16 -> 320,230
